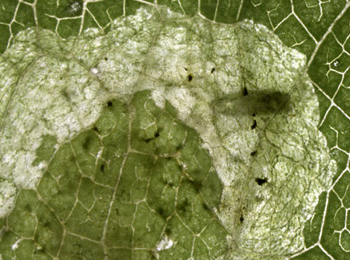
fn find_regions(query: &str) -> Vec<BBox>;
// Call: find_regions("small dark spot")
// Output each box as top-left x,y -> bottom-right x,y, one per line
255,178 -> 268,186
250,151 -> 257,156
144,138 -> 153,143
259,92 -> 290,113
43,222 -> 51,228
240,214 -> 244,223
34,233 -> 40,242
25,204 -> 32,212
187,177 -> 202,192
176,144 -> 183,151
60,77 -> 63,80
177,198 -> 189,213
104,57 -> 108,61
93,126 -> 99,132
69,155 -> 75,162
184,67 -> 188,71
252,113 -> 256,117
211,68 -> 215,73
187,74 -> 193,82
36,247 -> 46,254
107,101 -> 113,107
165,227 -> 172,235
155,131 -> 160,138
243,87 -> 248,96
61,89 -> 70,101
251,120 -> 257,130
202,202 -> 210,211
100,164 -> 105,172
156,207 -> 167,218
82,136 -> 92,151
192,179 -> 202,191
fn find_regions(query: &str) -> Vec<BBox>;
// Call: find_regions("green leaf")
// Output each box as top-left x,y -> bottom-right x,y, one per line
1,91 -> 228,258
1,1 -> 349,259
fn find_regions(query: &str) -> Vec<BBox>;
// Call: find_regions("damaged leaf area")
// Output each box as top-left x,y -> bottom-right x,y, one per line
0,90 -> 227,259
0,6 -> 336,260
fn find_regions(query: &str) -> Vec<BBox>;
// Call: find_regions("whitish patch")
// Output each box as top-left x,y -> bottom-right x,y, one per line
0,5 -> 336,258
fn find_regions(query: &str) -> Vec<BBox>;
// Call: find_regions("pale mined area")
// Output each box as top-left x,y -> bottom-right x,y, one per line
0,6 -> 336,259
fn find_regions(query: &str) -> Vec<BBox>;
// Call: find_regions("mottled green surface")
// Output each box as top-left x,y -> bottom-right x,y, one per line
0,90 -> 227,259
1,0 -> 350,259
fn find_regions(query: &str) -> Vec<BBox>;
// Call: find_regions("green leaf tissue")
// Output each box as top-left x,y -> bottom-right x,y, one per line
0,5 -> 338,260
